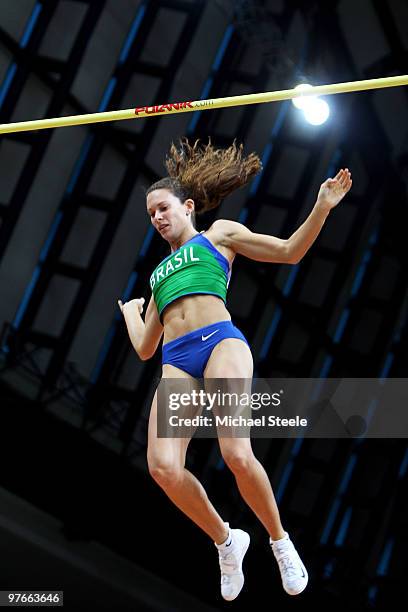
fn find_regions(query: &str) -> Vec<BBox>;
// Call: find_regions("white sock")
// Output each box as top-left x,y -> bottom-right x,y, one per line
215,523 -> 232,549
270,531 -> 289,545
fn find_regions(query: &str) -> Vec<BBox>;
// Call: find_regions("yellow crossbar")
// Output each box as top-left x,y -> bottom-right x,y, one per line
0,74 -> 407,134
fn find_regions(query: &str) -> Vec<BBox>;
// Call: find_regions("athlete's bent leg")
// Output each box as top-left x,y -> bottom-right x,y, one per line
204,339 -> 308,595
204,339 -> 285,540
218,437 -> 285,540
147,364 -> 228,544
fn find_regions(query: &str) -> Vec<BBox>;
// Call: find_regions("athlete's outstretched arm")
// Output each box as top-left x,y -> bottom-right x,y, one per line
286,168 -> 352,263
118,295 -> 163,360
215,168 -> 352,264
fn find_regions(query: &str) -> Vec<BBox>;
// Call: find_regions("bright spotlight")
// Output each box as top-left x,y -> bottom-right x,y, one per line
292,83 -> 316,109
303,98 -> 330,125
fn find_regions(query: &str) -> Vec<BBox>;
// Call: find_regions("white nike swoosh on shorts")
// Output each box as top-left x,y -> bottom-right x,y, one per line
201,329 -> 220,341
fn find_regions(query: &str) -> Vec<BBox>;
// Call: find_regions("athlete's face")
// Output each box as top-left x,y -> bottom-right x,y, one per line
146,188 -> 194,240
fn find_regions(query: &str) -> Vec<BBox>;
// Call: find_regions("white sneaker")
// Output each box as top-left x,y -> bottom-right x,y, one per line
215,523 -> 250,601
270,532 -> 308,595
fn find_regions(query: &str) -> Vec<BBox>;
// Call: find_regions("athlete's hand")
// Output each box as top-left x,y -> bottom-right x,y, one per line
316,168 -> 352,210
118,298 -> 145,316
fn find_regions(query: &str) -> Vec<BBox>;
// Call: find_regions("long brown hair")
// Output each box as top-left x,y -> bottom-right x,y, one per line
146,137 -> 262,215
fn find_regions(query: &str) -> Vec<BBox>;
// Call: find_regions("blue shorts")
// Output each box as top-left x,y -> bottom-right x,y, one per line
162,320 -> 249,378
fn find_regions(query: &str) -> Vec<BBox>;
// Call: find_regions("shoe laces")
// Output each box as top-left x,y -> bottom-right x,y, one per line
276,553 -> 300,578
219,548 -> 238,574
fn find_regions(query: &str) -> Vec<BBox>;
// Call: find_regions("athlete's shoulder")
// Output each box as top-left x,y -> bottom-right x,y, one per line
210,219 -> 245,232
204,219 -> 241,263
206,219 -> 250,248
207,219 -> 247,237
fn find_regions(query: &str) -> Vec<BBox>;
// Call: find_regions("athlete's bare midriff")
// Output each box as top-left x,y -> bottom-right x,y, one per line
162,294 -> 231,344
161,227 -> 235,344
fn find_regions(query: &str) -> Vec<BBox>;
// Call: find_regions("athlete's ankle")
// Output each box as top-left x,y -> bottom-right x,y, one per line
214,522 -> 230,546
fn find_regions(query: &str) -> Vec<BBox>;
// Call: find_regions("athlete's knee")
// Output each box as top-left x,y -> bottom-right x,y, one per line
147,456 -> 184,488
222,449 -> 256,475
